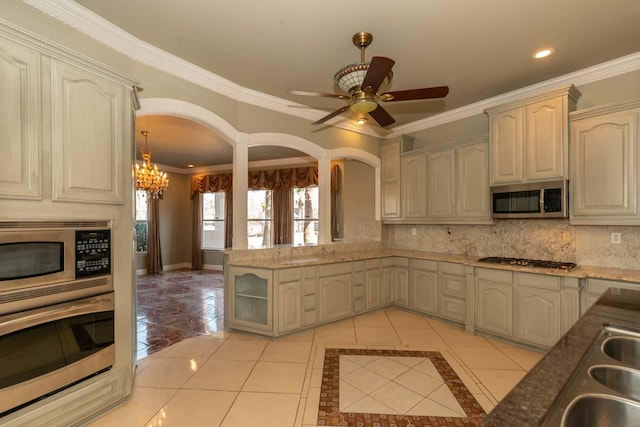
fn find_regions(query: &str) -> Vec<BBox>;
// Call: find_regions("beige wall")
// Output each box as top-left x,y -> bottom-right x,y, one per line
159,172 -> 192,267
342,160 -> 380,241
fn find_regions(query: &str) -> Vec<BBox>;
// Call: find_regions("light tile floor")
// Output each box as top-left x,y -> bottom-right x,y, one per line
89,308 -> 544,427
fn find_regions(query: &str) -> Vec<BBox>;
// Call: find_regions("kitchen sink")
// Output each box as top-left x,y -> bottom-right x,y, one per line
543,325 -> 640,426
590,366 -> 640,401
602,336 -> 640,367
562,395 -> 640,427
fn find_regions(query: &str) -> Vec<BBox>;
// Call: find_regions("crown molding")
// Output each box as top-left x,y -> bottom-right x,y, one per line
23,0 -> 384,139
153,156 -> 319,175
388,50 -> 640,139
24,0 -> 640,141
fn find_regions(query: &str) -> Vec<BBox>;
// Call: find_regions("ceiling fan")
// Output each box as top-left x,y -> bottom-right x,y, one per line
289,32 -> 449,127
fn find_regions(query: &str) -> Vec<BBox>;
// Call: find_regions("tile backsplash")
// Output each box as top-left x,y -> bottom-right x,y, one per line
384,221 -> 640,270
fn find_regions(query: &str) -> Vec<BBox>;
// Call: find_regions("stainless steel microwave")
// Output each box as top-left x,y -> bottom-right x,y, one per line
491,180 -> 568,219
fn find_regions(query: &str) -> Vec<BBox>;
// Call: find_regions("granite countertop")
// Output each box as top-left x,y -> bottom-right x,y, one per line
479,287 -> 640,426
226,248 -> 640,283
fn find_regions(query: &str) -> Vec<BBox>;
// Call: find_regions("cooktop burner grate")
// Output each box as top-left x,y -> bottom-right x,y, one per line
477,257 -> 578,271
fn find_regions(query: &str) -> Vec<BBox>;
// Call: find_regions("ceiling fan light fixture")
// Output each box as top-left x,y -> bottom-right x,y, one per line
350,99 -> 378,113
355,117 -> 368,125
533,47 -> 555,59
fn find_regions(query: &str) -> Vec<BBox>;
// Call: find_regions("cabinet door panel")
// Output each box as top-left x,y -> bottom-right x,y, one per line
381,141 -> 401,218
0,38 -> 41,200
410,269 -> 438,314
516,287 -> 561,347
458,142 -> 489,218
526,97 -> 564,180
439,296 -> 466,322
427,149 -> 456,218
402,153 -> 427,218
490,109 -> 523,184
50,59 -> 125,204
572,111 -> 637,217
394,268 -> 409,306
365,269 -> 381,309
476,280 -> 513,337
382,267 -> 394,305
278,283 -> 302,333
318,274 -> 352,322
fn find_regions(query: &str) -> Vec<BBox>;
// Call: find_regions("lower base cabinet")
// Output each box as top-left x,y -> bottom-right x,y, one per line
278,282 -> 302,333
228,267 -> 273,334
318,263 -> 353,323
409,259 -> 438,314
475,268 -> 514,337
515,286 -> 561,347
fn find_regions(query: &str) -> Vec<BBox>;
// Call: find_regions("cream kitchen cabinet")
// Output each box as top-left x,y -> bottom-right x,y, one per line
401,152 -> 428,218
427,139 -> 491,222
365,258 -> 383,310
353,261 -> 366,313
570,99 -> 640,225
318,262 -> 353,323
475,268 -> 514,338
0,33 -> 134,204
388,257 -> 409,307
486,85 -> 580,185
427,149 -> 456,218
276,267 -> 318,334
0,35 -> 41,200
409,259 -> 438,315
381,140 -> 402,218
514,273 -> 562,348
228,266 -> 273,334
438,262 -> 466,323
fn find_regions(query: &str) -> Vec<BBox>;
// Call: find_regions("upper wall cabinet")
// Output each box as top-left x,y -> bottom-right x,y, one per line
401,152 -> 428,219
570,99 -> 640,225
0,28 -> 136,205
485,85 -> 581,185
0,36 -> 41,200
50,59 -> 127,204
381,139 -> 401,218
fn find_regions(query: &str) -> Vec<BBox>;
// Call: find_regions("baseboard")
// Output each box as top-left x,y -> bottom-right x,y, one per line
163,263 -> 192,271
202,264 -> 224,271
136,269 -> 147,275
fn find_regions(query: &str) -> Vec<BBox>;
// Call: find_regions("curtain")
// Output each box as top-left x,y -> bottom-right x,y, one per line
191,166 -> 332,247
224,189 -> 233,248
331,165 -> 342,240
272,188 -> 293,244
146,197 -> 163,274
191,193 -> 203,269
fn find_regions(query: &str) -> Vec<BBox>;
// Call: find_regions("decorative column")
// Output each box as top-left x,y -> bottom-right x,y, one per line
318,156 -> 331,244
233,135 -> 249,249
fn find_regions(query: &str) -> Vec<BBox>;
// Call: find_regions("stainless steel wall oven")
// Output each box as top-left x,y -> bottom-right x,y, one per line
0,221 -> 115,416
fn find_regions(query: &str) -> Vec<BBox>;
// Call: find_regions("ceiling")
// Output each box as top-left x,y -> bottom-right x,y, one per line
135,115 -> 307,168
72,0 -> 640,166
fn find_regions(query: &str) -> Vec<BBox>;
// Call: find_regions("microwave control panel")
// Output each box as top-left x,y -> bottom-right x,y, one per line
75,229 -> 111,278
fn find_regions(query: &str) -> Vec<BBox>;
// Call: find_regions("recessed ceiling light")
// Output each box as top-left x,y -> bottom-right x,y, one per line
533,48 -> 555,59
187,164 -> 194,168
355,118 -> 368,125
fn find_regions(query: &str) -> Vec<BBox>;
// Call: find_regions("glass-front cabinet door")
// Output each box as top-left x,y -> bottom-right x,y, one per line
229,267 -> 273,334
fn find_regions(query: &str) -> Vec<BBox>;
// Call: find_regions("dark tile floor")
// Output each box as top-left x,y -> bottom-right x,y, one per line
136,269 -> 224,360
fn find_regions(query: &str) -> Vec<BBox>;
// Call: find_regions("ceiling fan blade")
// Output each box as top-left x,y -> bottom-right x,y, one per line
379,86 -> 449,102
368,104 -> 396,127
312,105 -> 351,125
289,89 -> 349,99
360,56 -> 395,94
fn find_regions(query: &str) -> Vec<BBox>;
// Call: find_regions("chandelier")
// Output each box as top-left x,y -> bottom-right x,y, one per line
135,131 -> 169,198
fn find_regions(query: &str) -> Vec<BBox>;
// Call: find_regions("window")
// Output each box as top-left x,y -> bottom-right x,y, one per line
293,186 -> 319,245
247,189 -> 272,248
202,192 -> 225,249
135,190 -> 148,253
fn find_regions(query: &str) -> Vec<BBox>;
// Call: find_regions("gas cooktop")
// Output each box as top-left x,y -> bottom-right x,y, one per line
477,256 -> 578,271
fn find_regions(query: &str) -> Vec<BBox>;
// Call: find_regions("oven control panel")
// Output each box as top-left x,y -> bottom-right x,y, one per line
75,229 -> 111,278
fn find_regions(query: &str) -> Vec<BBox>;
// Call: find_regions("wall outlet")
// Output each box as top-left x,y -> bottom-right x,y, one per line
611,232 -> 621,244
411,228 -> 417,236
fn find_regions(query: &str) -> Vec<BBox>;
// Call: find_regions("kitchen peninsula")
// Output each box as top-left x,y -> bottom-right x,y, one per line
224,241 -> 640,350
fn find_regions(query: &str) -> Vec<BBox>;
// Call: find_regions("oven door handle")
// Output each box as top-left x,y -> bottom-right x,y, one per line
0,293 -> 114,336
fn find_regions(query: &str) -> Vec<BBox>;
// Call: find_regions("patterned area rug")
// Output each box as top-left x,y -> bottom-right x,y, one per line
318,348 -> 486,427
136,269 -> 224,359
